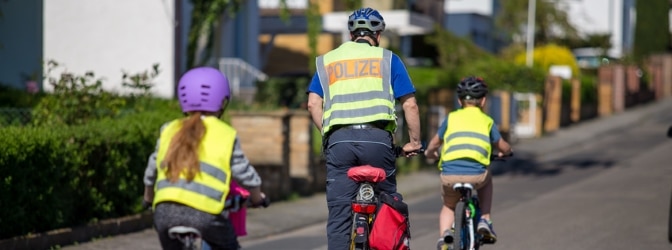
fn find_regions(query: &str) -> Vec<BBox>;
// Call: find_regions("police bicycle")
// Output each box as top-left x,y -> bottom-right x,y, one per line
348,145 -> 424,250
438,153 -> 513,250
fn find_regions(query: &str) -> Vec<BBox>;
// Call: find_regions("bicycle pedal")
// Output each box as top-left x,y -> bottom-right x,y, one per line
481,238 -> 496,244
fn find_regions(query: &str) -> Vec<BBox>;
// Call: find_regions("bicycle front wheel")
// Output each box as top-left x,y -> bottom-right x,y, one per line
453,200 -> 469,250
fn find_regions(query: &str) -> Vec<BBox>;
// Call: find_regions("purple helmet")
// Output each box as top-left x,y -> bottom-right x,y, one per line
177,67 -> 230,113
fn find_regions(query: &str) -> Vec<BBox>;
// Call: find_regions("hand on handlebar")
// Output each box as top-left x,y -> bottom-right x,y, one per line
491,150 -> 514,161
397,142 -> 425,158
249,193 -> 270,208
142,200 -> 152,211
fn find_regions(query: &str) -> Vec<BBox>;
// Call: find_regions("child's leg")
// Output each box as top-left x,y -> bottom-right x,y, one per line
439,175 -> 461,237
439,204 -> 455,236
476,171 -> 493,220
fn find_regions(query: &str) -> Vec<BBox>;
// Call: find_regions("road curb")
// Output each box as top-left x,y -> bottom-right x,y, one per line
0,211 -> 153,250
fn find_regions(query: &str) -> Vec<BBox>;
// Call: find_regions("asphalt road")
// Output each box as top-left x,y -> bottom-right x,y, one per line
240,113 -> 672,249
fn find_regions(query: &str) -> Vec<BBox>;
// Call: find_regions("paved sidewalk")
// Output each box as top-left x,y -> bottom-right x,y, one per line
515,98 -> 672,159
27,98 -> 672,249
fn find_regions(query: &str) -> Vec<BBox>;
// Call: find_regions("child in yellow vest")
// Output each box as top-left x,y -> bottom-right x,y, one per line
424,76 -> 513,248
142,67 -> 268,249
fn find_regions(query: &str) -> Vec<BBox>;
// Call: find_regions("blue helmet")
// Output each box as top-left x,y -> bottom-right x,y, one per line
348,7 -> 386,33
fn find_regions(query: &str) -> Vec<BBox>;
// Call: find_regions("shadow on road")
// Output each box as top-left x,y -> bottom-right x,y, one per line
490,151 -> 614,177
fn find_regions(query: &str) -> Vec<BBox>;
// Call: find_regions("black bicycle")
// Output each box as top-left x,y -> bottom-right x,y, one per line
667,125 -> 671,243
159,194 -> 270,250
439,153 -> 512,250
347,145 -> 424,250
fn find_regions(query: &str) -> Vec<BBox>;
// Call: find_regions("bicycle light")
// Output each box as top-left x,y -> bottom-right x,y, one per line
351,202 -> 377,214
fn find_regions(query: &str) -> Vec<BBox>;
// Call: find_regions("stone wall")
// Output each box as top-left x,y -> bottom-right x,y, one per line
229,110 -> 319,200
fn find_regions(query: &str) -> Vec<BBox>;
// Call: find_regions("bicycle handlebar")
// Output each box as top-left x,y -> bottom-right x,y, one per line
227,194 -> 271,209
490,152 -> 514,161
248,195 -> 271,208
393,144 -> 426,158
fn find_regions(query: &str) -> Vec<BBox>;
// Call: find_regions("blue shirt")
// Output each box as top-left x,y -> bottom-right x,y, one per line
437,112 -> 502,175
306,53 -> 416,99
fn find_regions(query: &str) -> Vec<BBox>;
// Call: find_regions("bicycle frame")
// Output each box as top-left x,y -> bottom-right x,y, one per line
347,165 -> 387,250
452,183 -> 482,250
448,153 -> 512,250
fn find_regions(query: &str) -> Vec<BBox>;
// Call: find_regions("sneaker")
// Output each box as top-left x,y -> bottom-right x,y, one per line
436,238 -> 446,250
436,236 -> 453,250
442,229 -> 455,244
477,218 -> 497,243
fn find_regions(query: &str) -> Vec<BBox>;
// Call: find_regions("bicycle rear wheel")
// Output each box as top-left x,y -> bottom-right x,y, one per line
453,201 -> 469,250
350,213 -> 369,250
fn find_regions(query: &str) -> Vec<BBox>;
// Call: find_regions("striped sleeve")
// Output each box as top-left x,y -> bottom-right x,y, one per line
143,122 -> 170,186
230,136 -> 262,187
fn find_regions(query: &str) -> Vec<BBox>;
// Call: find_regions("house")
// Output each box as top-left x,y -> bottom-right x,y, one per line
444,0 -> 505,53
0,0 -> 436,99
0,0 -> 263,99
442,0 -> 638,58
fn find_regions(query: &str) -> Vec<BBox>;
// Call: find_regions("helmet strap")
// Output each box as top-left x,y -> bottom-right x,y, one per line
351,30 -> 380,46
218,99 -> 230,118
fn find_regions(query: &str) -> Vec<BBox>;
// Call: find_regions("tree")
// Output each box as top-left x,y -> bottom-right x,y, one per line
187,0 -> 245,68
495,0 -> 579,46
186,0 -> 363,73
633,0 -> 671,60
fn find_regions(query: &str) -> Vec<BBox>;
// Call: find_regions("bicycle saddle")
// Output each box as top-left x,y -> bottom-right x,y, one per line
168,226 -> 201,239
347,165 -> 387,183
452,183 -> 474,191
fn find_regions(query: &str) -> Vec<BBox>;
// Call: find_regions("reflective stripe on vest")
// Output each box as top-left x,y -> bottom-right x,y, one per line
315,42 -> 396,135
440,107 -> 493,166
153,116 -> 235,215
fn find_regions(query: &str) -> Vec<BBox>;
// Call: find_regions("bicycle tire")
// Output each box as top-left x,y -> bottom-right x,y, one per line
453,200 -> 467,250
668,187 -> 672,243
350,213 -> 369,250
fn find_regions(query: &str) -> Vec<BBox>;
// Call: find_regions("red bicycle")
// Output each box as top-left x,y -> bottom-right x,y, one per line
347,146 -> 423,250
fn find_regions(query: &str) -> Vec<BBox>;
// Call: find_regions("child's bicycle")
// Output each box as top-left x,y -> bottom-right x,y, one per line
438,153 -> 513,250
348,145 -> 424,250
146,191 -> 269,250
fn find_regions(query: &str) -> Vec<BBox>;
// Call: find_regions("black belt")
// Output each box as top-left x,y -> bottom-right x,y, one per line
336,122 -> 387,131
342,124 -> 378,129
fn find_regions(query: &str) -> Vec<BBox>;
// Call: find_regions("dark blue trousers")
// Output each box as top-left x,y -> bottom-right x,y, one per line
324,127 -> 401,250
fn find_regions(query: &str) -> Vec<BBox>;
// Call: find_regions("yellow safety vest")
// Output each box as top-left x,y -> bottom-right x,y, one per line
315,41 -> 396,135
440,107 -> 493,166
153,116 -> 235,215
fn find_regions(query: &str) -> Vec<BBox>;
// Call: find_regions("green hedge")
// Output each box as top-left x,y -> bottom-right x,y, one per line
0,109 -> 181,239
0,84 -> 44,108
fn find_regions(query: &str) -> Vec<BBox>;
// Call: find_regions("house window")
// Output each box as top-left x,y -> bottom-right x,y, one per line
259,0 -> 307,9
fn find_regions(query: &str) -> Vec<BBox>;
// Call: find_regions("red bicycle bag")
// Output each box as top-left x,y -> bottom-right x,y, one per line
368,192 -> 411,250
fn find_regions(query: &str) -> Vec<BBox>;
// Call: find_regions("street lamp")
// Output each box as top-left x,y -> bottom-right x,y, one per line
526,0 -> 536,67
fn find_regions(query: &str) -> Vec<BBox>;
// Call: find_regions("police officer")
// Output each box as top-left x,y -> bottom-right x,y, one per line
306,7 -> 423,250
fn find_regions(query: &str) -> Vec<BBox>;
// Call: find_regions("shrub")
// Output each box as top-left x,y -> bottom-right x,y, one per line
580,74 -> 598,104
31,61 -> 127,126
0,109 -> 181,239
0,84 -> 45,108
254,76 -> 311,109
514,44 -> 580,79
457,58 -> 547,94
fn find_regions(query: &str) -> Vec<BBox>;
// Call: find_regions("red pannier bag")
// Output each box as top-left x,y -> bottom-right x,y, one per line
368,192 -> 411,250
